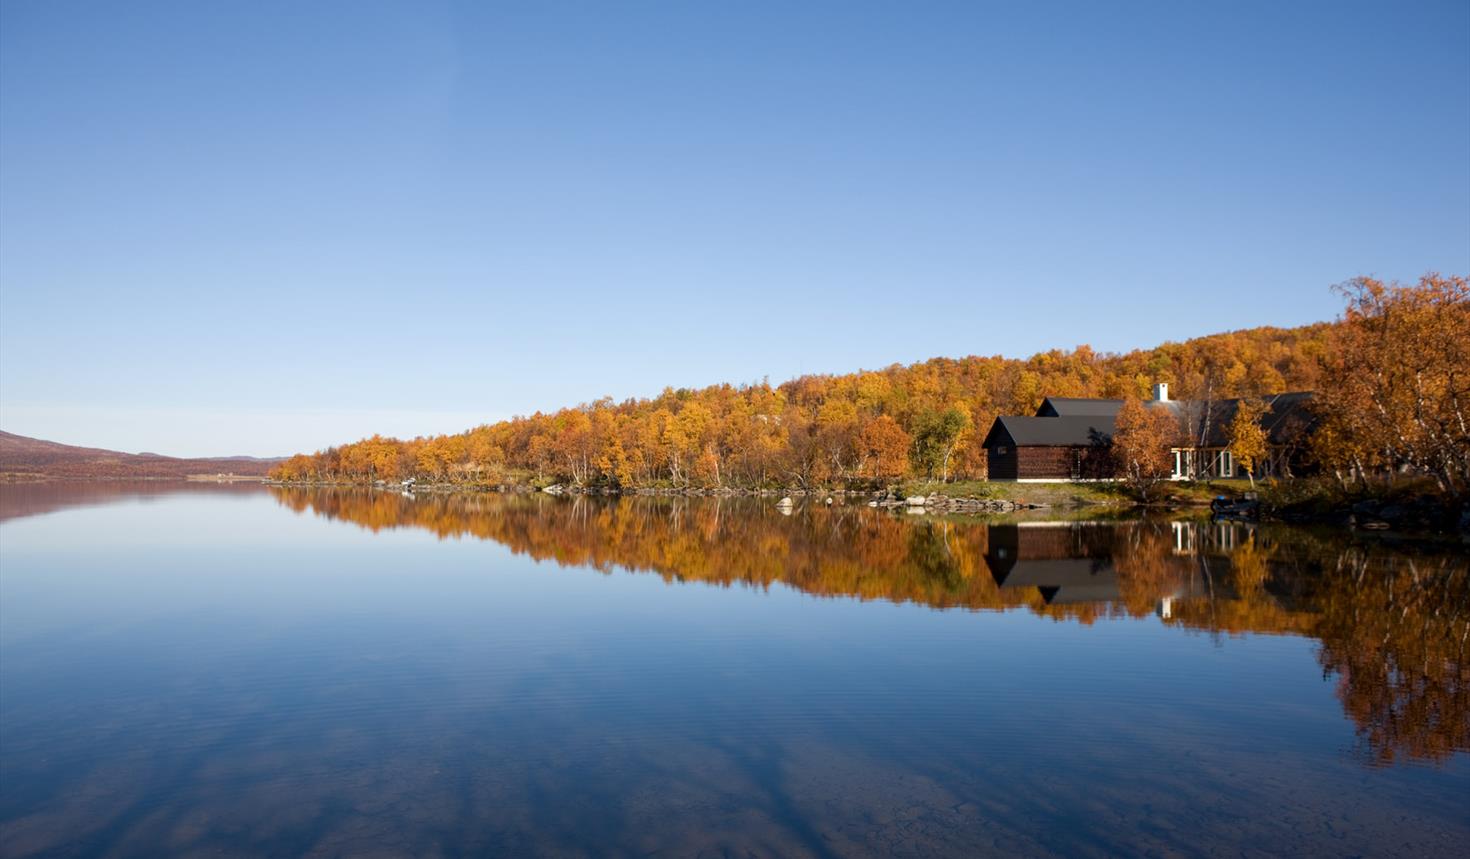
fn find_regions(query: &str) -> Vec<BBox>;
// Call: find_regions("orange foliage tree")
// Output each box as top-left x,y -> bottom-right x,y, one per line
1112,397 -> 1179,500
858,415 -> 912,483
1315,274 -> 1470,497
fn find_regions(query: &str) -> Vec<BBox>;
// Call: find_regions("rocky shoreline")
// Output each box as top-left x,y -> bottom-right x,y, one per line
864,492 -> 1049,514
266,478 -> 1470,537
1271,494 -> 1470,535
270,479 -> 1064,514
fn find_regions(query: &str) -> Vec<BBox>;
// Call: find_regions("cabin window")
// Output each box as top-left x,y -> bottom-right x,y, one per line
1219,451 -> 1233,477
995,446 -> 1008,455
1172,449 -> 1194,479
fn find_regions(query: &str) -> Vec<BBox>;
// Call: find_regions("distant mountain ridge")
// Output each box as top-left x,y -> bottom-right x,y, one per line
0,431 -> 280,478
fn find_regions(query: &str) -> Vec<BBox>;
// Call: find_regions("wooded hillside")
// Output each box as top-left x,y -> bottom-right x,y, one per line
272,275 -> 1468,496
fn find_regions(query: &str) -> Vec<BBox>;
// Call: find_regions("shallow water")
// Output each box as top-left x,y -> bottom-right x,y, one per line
1,483 -> 1466,857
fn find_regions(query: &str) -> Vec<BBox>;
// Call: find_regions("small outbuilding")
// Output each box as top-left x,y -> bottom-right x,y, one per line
981,415 -> 1116,481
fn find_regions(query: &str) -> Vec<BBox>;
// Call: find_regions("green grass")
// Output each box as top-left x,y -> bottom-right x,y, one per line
896,476 -> 1283,508
1159,479 -> 1250,501
897,478 -> 1130,507
898,479 -> 997,498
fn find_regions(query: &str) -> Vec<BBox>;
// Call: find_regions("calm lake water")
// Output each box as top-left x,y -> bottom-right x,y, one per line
0,483 -> 1466,858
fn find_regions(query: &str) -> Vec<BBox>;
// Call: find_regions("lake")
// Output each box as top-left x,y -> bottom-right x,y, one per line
0,482 -> 1466,857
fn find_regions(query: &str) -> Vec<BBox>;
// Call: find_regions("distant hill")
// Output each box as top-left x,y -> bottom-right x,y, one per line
0,431 -> 280,479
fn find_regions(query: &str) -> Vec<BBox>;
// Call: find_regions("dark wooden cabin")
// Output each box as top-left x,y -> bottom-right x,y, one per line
981,415 -> 1116,480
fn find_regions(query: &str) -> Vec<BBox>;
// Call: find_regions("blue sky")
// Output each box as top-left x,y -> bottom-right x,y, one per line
2,1 -> 1467,457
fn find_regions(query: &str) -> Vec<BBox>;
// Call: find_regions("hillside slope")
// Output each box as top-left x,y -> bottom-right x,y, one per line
271,320 -> 1339,487
0,431 -> 279,478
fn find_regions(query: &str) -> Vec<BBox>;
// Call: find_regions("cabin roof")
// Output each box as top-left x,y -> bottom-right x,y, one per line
1184,392 -> 1317,447
1036,397 -> 1125,418
982,415 -> 1115,448
988,558 -> 1121,604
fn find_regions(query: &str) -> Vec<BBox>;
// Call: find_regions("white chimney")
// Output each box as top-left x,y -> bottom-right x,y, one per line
1152,382 -> 1170,402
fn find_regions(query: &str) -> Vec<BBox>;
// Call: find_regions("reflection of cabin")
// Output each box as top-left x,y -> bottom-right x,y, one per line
984,524 -> 1121,604
985,522 -> 1241,609
981,383 -> 1316,482
1170,520 -> 1244,554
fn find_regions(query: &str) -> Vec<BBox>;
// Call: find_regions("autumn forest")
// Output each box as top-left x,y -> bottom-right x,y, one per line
271,275 -> 1469,498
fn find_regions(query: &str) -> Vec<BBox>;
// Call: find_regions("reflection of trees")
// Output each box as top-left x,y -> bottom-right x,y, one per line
277,489 -> 1014,610
273,488 -> 1468,764
1312,548 -> 1468,765
1112,523 -> 1186,617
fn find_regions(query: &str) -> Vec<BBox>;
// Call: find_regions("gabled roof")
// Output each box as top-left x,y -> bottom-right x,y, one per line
1179,392 -> 1317,447
982,415 -> 1115,448
988,558 -> 1121,604
1036,397 -> 1125,418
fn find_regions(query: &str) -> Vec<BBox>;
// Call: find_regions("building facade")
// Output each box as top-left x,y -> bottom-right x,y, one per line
981,386 -> 1315,482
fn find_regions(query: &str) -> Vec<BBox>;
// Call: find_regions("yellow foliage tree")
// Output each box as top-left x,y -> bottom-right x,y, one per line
1227,398 -> 1269,488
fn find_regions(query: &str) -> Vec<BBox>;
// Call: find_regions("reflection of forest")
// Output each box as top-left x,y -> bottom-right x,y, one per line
273,488 -> 1468,765
0,480 -> 263,523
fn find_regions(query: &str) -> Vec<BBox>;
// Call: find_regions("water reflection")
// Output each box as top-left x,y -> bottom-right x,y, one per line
0,479 -> 262,523
273,487 -> 1469,766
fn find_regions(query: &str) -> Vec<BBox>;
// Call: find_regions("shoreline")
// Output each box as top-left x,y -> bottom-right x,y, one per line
264,479 -> 1126,508
262,477 -> 1469,537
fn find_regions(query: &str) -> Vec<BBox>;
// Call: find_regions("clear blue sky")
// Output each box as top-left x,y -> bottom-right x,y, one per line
2,1 -> 1467,457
